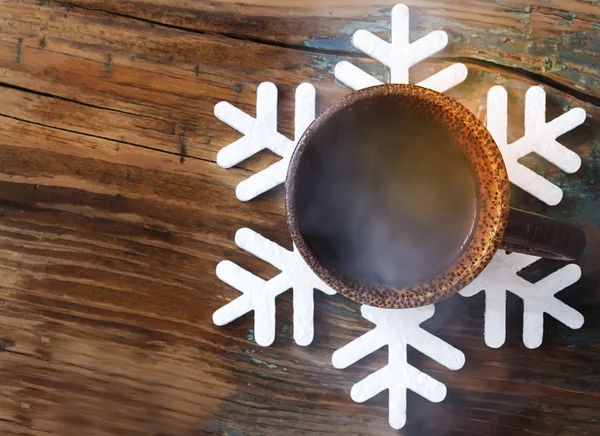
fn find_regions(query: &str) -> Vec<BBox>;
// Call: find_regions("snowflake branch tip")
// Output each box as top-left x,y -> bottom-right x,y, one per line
415,62 -> 468,93
296,82 -> 316,96
234,227 -> 253,245
392,3 -> 409,16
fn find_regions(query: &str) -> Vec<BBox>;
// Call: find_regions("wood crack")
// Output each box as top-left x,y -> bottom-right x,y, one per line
0,81 -> 168,123
0,112 -> 213,165
57,1 -> 599,107
453,57 -> 600,108
57,1 -> 360,59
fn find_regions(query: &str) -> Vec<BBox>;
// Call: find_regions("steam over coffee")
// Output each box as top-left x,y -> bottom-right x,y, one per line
294,97 -> 478,288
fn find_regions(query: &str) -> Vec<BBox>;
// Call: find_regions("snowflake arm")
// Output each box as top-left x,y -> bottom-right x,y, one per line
460,250 -> 584,348
520,263 -> 583,348
214,82 -> 316,201
335,4 -> 467,92
213,228 -> 335,347
332,305 -> 464,429
533,264 -> 584,329
486,85 -> 586,206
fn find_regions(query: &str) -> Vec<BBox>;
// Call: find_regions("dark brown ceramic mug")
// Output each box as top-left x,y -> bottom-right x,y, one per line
285,84 -> 586,309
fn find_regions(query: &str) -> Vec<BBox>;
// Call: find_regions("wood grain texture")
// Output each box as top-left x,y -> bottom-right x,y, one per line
61,0 -> 600,100
0,0 -> 599,435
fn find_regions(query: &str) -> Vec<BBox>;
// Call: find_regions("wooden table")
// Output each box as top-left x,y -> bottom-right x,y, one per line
0,1 -> 599,435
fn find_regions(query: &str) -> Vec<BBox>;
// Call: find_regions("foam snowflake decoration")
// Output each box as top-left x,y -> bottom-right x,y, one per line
335,3 -> 468,92
211,3 -> 588,431
214,82 -> 315,201
332,305 -> 465,429
487,85 -> 586,206
459,250 -> 584,349
212,228 -> 335,347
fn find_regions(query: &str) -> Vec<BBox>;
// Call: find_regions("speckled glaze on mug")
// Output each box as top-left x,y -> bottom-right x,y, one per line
285,84 -> 586,309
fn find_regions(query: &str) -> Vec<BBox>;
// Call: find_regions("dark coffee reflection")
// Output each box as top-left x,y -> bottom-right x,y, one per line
294,97 -> 478,288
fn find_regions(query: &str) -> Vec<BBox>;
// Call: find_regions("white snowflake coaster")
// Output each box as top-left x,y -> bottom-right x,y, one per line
459,250 -> 584,349
214,82 -> 316,201
335,4 -> 468,92
210,2 -> 589,431
332,305 -> 465,430
213,228 -> 335,346
487,85 -> 586,206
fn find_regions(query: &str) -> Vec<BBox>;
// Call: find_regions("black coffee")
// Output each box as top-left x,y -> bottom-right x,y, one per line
294,97 -> 478,288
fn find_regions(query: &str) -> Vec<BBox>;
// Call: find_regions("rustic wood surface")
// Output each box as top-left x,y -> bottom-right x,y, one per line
0,1 -> 599,435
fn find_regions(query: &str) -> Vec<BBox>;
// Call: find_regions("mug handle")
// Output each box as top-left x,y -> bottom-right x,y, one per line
501,208 -> 586,261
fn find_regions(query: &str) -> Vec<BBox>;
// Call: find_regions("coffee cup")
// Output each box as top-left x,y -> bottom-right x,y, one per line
285,84 -> 586,309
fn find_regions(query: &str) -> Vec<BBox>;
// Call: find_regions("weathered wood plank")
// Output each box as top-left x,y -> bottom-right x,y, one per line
60,0 -> 600,100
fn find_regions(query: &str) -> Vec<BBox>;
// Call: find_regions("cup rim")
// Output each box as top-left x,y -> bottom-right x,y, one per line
285,84 -> 510,309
